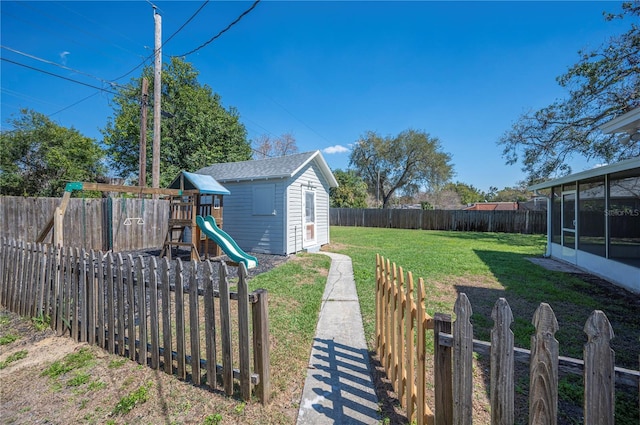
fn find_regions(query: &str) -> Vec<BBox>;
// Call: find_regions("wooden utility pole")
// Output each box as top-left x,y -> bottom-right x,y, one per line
139,77 -> 148,190
152,9 -> 162,191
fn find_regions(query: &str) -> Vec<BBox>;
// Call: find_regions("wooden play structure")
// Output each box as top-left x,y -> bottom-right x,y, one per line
36,171 -> 230,262
164,171 -> 229,261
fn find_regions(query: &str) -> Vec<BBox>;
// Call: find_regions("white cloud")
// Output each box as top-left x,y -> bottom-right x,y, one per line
60,51 -> 70,65
323,145 -> 349,154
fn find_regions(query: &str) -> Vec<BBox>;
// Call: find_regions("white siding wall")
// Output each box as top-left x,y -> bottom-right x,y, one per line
286,161 -> 331,254
221,179 -> 286,255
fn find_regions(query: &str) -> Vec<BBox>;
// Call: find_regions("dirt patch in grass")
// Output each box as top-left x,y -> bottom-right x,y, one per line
0,316 -> 299,425
0,253 -> 321,425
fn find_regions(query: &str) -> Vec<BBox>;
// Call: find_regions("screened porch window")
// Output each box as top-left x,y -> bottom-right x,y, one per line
608,170 -> 640,265
551,186 -> 561,245
578,178 -> 606,257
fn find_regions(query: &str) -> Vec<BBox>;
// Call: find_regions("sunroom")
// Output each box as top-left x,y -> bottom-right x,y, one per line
529,109 -> 640,294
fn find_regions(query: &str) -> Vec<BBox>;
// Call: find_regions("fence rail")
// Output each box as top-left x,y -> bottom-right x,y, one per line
0,237 -> 270,404
332,208 -> 546,234
375,254 -> 640,425
0,196 -> 169,252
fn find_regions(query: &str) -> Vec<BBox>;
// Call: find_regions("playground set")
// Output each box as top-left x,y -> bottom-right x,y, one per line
36,171 -> 257,269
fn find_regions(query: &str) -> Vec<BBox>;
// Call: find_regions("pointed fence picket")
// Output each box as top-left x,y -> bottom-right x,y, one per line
0,237 -> 271,404
375,254 -> 640,425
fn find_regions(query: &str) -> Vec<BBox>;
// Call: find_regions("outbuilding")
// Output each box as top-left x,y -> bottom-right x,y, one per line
196,151 -> 339,255
529,108 -> 640,294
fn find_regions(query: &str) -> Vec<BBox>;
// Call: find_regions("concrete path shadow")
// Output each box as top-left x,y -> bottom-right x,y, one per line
297,252 -> 380,425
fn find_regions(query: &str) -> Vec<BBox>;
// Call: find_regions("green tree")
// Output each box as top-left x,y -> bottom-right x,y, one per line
442,181 -> 485,205
102,57 -> 251,186
350,129 -> 453,208
330,169 -> 368,208
491,187 -> 532,202
499,2 -> 639,181
0,109 -> 104,197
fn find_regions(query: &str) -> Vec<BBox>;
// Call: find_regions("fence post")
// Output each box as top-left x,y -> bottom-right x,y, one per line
219,262 -> 234,396
136,255 -> 148,366
375,254 -> 383,360
252,288 -> 271,404
161,257 -> 173,374
434,312 -> 452,425
405,272 -> 416,422
174,259 -> 186,378
237,263 -> 251,401
396,266 -> 406,405
453,293 -> 473,425
149,257 -> 160,369
189,260 -> 202,385
530,303 -> 559,424
490,298 -> 514,425
583,310 -> 615,425
203,260 -> 218,390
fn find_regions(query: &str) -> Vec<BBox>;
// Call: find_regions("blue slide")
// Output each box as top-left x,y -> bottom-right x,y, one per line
196,215 -> 258,269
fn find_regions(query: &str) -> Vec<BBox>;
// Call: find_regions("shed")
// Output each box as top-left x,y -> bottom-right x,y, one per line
529,107 -> 640,294
196,151 -> 339,255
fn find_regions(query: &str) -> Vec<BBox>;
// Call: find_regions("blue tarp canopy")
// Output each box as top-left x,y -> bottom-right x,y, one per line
168,171 -> 230,195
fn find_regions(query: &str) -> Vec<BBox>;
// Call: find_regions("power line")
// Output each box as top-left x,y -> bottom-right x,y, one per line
1,45 -> 126,89
176,0 -> 261,58
164,0 -> 210,46
111,0 -> 210,82
49,91 -> 102,117
1,57 -> 119,95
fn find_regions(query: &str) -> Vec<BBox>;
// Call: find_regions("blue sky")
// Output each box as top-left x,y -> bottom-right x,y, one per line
1,1 -> 631,192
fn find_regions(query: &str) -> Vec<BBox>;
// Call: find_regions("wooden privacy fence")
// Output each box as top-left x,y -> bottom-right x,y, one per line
0,237 -> 271,404
0,196 -> 170,252
375,254 -> 640,425
332,208 -> 546,234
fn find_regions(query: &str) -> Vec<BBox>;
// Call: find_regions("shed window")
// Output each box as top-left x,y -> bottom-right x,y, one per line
252,184 -> 276,216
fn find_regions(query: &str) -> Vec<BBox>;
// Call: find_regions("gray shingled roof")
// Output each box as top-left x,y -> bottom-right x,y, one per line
195,151 -> 338,187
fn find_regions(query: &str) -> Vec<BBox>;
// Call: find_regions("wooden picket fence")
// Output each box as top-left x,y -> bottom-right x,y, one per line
0,237 -> 271,404
375,254 -> 640,425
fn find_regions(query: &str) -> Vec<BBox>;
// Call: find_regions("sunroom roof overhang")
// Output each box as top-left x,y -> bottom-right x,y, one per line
528,157 -> 640,191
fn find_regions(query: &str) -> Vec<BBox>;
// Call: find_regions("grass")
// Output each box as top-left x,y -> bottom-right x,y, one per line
328,227 -> 549,349
41,348 -> 94,379
0,334 -> 19,345
0,350 -> 28,369
248,254 -> 331,394
112,382 -> 151,415
327,226 -> 639,424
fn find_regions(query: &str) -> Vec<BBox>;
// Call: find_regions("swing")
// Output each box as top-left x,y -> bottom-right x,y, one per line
122,195 -> 145,225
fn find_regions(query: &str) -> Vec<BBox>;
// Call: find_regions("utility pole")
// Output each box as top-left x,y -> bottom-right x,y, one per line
152,8 -> 162,191
138,77 -> 148,191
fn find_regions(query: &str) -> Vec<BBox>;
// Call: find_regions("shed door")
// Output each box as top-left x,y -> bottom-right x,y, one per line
303,190 -> 316,246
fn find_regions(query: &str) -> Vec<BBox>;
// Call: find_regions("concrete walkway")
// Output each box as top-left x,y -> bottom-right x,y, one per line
297,252 -> 380,425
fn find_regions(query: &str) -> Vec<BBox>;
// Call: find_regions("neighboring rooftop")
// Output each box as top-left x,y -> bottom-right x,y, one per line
464,202 -> 519,211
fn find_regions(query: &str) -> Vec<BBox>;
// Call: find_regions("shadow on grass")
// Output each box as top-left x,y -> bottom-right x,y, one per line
449,249 -> 639,425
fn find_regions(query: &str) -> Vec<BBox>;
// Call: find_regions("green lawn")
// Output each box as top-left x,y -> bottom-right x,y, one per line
327,226 -> 638,367
326,226 -> 639,425
327,227 -> 550,349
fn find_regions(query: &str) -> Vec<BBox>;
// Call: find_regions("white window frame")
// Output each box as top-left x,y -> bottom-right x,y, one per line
303,189 -> 316,246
